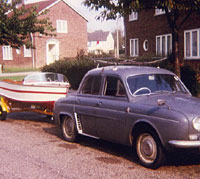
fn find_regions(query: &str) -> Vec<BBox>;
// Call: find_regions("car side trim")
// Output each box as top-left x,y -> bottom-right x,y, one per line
169,140 -> 200,148
74,112 -> 100,139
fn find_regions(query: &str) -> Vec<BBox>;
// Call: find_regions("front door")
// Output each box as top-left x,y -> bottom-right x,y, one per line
46,39 -> 59,65
95,75 -> 129,144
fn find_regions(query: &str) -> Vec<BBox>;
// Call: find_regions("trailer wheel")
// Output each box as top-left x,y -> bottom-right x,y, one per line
0,106 -> 7,121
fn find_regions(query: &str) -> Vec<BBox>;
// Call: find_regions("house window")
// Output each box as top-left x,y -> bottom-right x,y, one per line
155,8 -> 165,15
129,12 -> 138,21
143,40 -> 149,51
130,39 -> 139,57
56,20 -> 68,33
88,42 -> 92,47
16,49 -> 21,55
156,34 -> 172,56
184,29 -> 200,59
2,46 -> 13,60
24,45 -> 32,57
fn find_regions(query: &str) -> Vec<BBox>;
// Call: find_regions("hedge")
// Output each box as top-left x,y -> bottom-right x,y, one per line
42,56 -> 200,96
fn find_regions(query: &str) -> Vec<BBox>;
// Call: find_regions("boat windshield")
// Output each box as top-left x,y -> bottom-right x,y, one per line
40,73 -> 68,82
127,74 -> 188,96
23,73 -> 69,85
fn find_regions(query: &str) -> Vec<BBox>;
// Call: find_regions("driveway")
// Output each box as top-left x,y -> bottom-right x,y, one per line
0,112 -> 200,179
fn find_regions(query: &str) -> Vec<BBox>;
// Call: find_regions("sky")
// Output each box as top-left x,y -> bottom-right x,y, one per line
25,0 -> 124,32
65,0 -> 124,32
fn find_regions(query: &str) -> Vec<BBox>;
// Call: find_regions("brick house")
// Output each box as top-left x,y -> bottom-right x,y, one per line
88,30 -> 115,54
0,0 -> 88,68
124,9 -> 200,65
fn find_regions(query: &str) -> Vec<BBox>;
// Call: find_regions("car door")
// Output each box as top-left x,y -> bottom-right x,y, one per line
75,75 -> 102,136
95,75 -> 129,144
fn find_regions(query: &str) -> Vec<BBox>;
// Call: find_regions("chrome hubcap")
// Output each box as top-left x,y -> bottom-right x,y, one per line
137,133 -> 157,163
63,118 -> 73,137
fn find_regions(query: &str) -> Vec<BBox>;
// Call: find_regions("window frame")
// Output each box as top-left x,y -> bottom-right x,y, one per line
143,40 -> 149,51
130,38 -> 139,57
80,75 -> 102,95
2,45 -> 13,60
184,28 -> 200,59
129,12 -> 138,21
56,20 -> 68,33
155,8 -> 165,16
24,45 -> 32,57
103,75 -> 127,98
156,34 -> 172,56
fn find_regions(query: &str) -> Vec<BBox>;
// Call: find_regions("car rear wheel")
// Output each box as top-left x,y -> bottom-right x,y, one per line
135,129 -> 165,169
62,116 -> 78,142
0,106 -> 7,121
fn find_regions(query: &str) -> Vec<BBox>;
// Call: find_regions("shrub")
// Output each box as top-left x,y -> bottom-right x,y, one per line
180,65 -> 200,96
42,54 -> 200,96
41,58 -> 97,89
151,55 -> 200,96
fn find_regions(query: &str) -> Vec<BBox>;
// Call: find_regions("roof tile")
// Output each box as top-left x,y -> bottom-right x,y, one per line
88,30 -> 110,42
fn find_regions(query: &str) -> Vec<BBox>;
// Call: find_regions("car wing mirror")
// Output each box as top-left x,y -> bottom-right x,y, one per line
157,99 -> 165,106
157,99 -> 170,110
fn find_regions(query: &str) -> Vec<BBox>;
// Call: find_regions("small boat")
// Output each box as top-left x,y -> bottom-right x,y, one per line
0,72 -> 70,120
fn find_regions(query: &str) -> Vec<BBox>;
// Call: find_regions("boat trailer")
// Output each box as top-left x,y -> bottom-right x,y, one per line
0,97 -> 54,121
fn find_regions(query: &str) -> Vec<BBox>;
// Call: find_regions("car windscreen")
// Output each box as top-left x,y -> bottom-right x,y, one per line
127,74 -> 188,96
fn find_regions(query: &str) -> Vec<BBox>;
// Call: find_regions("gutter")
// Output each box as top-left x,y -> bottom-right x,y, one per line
30,33 -> 35,69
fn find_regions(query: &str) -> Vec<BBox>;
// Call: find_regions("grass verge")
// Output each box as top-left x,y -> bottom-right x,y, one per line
0,76 -> 25,81
3,67 -> 39,73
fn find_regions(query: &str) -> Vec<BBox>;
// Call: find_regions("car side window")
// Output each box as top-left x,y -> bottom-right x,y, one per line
81,75 -> 102,95
104,76 -> 126,97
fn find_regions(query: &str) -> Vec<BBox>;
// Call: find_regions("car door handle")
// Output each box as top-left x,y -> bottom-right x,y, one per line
97,102 -> 102,107
76,99 -> 81,104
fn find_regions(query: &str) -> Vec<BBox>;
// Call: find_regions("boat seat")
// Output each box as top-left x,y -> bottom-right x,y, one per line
1,79 -> 23,85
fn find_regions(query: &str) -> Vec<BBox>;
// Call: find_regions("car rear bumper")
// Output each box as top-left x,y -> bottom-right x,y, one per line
169,140 -> 200,148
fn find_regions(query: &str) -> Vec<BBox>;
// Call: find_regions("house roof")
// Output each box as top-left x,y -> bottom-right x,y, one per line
24,0 -> 88,21
88,30 -> 110,42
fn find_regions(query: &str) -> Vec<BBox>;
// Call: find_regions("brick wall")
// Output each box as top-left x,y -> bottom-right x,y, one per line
0,46 -> 33,69
0,1 -> 88,69
34,1 -> 88,68
124,10 -> 200,63
125,10 -> 168,57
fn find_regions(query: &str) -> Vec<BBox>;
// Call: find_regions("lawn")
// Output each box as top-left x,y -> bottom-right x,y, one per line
0,76 -> 25,81
3,67 -> 39,73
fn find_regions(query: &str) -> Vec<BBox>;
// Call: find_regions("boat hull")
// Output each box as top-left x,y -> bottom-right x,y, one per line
0,81 -> 68,111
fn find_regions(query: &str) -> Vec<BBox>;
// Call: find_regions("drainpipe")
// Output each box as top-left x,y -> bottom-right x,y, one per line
123,17 -> 127,57
116,16 -> 120,59
30,33 -> 35,69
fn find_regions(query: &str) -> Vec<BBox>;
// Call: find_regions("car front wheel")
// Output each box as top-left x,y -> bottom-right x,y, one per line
62,116 -> 78,142
136,130 -> 165,169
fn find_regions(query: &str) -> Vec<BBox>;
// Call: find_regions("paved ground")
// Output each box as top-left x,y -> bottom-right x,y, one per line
0,112 -> 200,179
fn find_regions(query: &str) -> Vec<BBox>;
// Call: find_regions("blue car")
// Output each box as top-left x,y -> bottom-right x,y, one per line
53,66 -> 200,169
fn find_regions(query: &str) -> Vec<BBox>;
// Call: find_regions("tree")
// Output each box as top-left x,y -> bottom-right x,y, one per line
84,0 -> 200,77
0,0 -> 55,48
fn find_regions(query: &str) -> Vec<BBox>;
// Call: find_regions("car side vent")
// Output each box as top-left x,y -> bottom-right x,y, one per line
74,113 -> 83,134
76,114 -> 82,131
